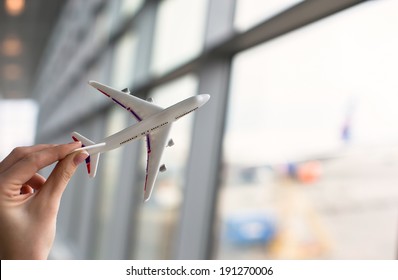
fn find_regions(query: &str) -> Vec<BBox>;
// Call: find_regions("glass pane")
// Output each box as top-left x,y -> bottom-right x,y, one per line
234,0 -> 303,31
111,30 -> 138,88
93,3 -> 114,47
119,0 -> 143,19
217,1 -> 398,260
0,100 -> 38,159
151,0 -> 208,75
134,75 -> 198,259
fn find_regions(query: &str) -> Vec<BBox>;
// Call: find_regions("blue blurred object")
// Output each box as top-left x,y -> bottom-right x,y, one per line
225,213 -> 276,245
287,162 -> 297,178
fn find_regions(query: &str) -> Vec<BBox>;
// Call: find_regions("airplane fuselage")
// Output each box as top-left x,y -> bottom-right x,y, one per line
89,94 -> 209,154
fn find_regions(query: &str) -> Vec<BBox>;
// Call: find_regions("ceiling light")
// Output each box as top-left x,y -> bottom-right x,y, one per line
2,64 -> 23,80
5,0 -> 25,16
1,36 -> 23,57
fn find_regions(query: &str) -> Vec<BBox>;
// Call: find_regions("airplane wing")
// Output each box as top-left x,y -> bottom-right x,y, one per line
144,124 -> 172,201
89,80 -> 163,122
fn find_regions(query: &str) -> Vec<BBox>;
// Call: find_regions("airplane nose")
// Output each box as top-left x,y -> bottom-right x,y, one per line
199,94 -> 210,105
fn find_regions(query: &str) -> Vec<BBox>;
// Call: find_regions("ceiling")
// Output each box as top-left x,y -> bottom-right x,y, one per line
0,0 -> 66,99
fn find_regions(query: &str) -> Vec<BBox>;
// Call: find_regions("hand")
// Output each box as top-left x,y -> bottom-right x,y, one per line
0,142 -> 88,259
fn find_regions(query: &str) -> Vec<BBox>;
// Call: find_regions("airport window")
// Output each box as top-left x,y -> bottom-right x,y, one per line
119,0 -> 144,20
150,0 -> 208,75
134,74 -> 197,259
111,30 -> 138,89
93,3 -> 114,48
0,100 -> 38,159
215,0 -> 398,259
234,0 -> 303,31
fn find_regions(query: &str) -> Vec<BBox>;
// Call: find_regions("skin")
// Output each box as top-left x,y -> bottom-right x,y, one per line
0,142 -> 88,259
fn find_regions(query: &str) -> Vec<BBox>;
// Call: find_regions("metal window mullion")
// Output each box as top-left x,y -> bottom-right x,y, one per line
175,0 -> 236,260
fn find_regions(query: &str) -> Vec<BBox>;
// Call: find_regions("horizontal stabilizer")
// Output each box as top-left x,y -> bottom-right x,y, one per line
71,131 -> 101,177
72,131 -> 95,146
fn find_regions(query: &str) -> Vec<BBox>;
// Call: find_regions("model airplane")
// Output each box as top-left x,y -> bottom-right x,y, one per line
72,81 -> 210,201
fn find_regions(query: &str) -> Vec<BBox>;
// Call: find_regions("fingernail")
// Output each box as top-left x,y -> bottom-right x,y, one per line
74,151 -> 89,165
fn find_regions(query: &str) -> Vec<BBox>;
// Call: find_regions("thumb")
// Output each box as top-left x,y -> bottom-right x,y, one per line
38,151 -> 89,204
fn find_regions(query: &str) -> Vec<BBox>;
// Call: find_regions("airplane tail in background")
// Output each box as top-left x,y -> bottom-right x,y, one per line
72,131 -> 100,177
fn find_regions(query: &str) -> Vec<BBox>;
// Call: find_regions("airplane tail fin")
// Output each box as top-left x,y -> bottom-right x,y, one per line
71,132 -> 100,177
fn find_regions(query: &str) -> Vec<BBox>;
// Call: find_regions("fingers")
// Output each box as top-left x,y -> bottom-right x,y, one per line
25,173 -> 46,191
20,185 -> 34,195
0,144 -> 56,174
37,151 -> 89,205
19,174 -> 47,195
1,142 -> 82,186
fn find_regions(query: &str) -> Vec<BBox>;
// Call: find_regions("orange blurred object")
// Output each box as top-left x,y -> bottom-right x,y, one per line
297,161 -> 322,184
5,0 -> 25,16
1,36 -> 23,57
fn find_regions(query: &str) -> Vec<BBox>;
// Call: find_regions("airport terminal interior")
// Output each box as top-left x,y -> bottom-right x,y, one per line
1,0 -> 398,259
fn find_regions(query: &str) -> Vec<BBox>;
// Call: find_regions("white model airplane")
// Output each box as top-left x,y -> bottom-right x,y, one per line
72,81 -> 210,201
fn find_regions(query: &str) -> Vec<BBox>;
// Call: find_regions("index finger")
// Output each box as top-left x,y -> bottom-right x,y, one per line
1,142 -> 82,186
0,144 -> 57,174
